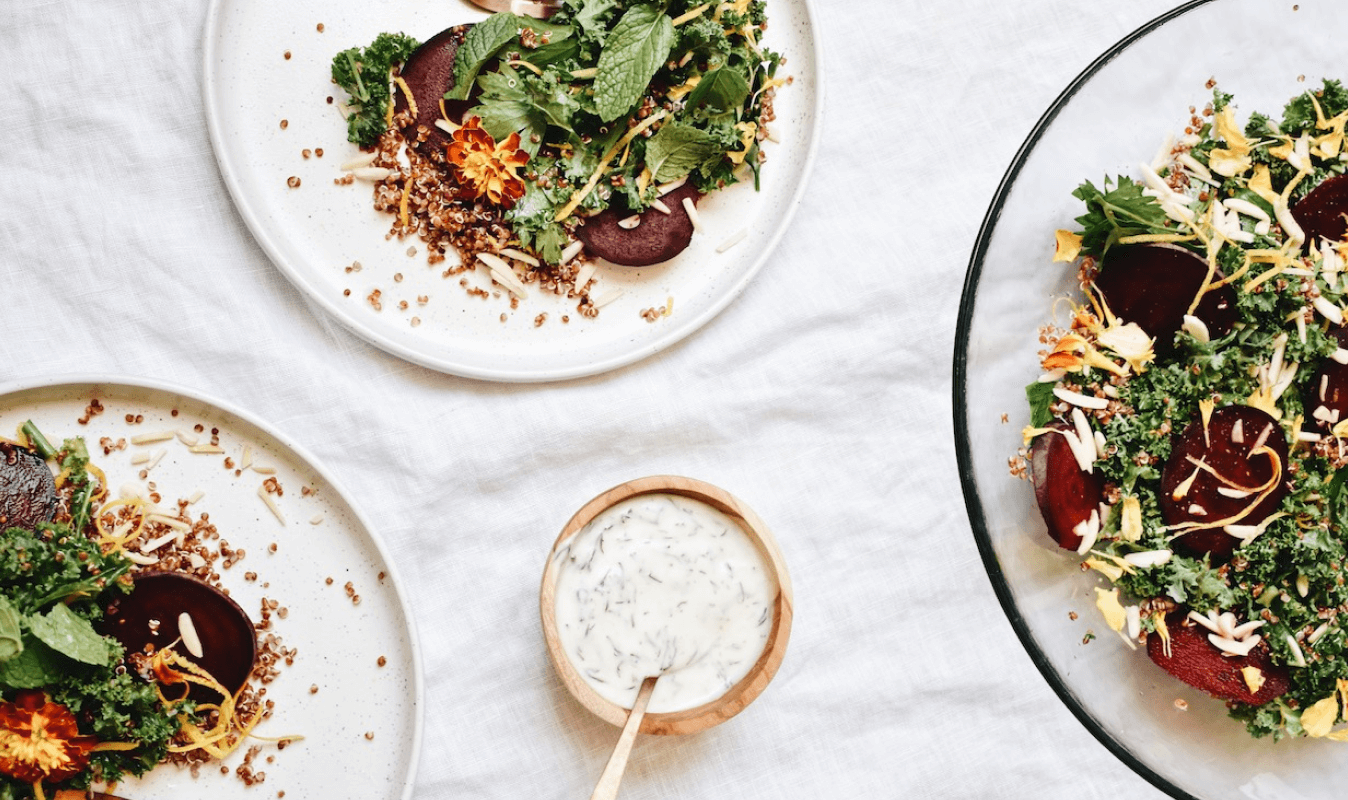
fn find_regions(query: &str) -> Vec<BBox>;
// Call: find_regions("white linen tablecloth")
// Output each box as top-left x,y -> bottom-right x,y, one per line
0,1 -> 1181,797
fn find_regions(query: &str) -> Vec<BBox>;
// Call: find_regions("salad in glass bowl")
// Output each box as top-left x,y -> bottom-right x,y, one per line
1016,78 -> 1348,742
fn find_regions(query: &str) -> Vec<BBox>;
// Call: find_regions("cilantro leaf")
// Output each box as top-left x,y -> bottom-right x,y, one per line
644,122 -> 723,183
593,4 -> 675,122
1072,176 -> 1173,258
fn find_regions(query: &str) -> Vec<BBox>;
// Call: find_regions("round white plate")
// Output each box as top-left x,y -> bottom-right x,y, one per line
203,0 -> 822,382
0,376 -> 422,800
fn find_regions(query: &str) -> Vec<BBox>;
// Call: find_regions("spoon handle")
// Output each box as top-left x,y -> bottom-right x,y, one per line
589,676 -> 658,800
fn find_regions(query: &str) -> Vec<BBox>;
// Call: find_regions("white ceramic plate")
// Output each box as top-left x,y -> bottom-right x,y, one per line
203,0 -> 822,382
0,376 -> 422,800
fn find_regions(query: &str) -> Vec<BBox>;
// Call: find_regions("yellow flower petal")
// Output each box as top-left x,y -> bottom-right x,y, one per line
1053,230 -> 1083,262
1120,496 -> 1143,542
1241,666 -> 1266,696
1095,587 -> 1127,632
1214,105 -> 1251,155
1302,695 -> 1340,738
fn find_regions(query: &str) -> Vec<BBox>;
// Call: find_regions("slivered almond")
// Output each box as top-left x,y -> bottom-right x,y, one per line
131,431 -> 175,445
189,444 -> 224,454
176,430 -> 199,447
122,551 -> 158,566
716,229 -> 748,253
1052,387 -> 1109,410
560,240 -> 585,265
499,247 -> 541,267
682,197 -> 701,232
178,613 -> 204,659
259,485 -> 286,526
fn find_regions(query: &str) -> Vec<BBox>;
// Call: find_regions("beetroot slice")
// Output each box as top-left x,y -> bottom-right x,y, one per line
1148,610 -> 1289,704
1028,422 -> 1105,551
1304,325 -> 1348,432
576,184 -> 702,267
1292,173 -> 1348,248
0,442 -> 56,531
1158,405 -> 1289,561
392,25 -> 476,158
1093,244 -> 1237,354
101,572 -> 256,699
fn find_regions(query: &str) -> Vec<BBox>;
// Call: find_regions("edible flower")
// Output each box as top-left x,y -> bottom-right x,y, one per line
0,691 -> 96,784
1208,105 -> 1253,178
1053,230 -> 1082,263
446,117 -> 529,208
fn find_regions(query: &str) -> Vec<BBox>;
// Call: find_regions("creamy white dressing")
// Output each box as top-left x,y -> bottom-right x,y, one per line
553,493 -> 777,713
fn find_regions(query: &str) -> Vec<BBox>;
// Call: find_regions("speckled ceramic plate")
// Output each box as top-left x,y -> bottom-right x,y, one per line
0,376 -> 422,800
203,0 -> 822,382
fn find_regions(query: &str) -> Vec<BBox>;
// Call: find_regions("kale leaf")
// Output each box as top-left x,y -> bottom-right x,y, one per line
331,32 -> 420,147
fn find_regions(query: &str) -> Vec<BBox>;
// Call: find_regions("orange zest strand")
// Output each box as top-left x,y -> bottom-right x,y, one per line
149,649 -> 265,759
94,498 -> 150,554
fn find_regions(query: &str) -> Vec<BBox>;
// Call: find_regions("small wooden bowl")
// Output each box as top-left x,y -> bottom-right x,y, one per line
540,476 -> 793,735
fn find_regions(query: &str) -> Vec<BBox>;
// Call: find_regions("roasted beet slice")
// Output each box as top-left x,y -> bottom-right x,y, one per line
1147,610 -> 1289,704
101,572 -> 256,698
576,184 -> 702,267
1028,422 -> 1105,551
392,25 -> 476,158
0,442 -> 56,531
1093,244 -> 1237,354
1304,326 -> 1348,432
1292,173 -> 1348,248
1159,405 -> 1289,561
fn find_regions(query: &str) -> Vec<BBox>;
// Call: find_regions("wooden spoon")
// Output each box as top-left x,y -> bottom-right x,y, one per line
589,676 -> 658,800
464,0 -> 559,18
54,791 -> 125,800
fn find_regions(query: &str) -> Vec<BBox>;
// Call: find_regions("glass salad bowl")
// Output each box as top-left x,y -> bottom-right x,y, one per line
955,0 -> 1348,797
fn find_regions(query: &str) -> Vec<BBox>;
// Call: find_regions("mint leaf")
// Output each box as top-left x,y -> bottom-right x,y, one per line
593,4 -> 674,122
450,14 -> 574,101
0,635 -> 62,689
30,603 -> 116,666
644,122 -> 722,183
0,596 -> 21,662
1025,381 -> 1057,428
686,64 -> 750,117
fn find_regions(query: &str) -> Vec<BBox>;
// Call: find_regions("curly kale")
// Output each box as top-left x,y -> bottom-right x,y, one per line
331,32 -> 420,146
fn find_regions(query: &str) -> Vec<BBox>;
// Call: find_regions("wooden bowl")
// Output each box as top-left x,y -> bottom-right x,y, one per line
540,476 -> 793,735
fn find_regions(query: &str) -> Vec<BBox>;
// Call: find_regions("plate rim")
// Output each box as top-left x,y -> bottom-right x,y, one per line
0,372 -> 427,799
952,2 -> 1214,798
201,0 -> 826,383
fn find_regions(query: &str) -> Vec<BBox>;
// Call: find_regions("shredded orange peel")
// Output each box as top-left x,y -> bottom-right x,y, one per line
150,649 -> 264,759
1164,446 -> 1282,536
93,497 -> 152,555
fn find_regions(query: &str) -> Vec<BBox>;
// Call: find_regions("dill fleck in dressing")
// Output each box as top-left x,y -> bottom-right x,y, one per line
552,493 -> 777,713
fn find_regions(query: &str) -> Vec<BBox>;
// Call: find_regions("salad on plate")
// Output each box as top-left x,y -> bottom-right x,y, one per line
328,0 -> 788,314
0,417 -> 290,798
1019,79 -> 1348,740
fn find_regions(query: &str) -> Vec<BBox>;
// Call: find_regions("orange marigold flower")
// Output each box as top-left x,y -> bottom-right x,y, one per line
0,691 -> 96,783
446,117 -> 530,208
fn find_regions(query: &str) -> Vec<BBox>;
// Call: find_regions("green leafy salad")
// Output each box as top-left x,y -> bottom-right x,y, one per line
1023,80 -> 1348,739
0,425 -> 182,799
330,0 -> 786,268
